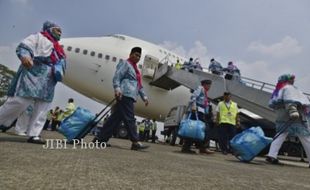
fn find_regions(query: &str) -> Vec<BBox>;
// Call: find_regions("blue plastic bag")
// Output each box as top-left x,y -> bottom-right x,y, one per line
230,126 -> 272,162
178,112 -> 206,141
58,107 -> 95,141
54,59 -> 66,82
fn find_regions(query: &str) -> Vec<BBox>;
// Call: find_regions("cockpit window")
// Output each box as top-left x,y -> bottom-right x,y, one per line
83,50 -> 88,55
90,51 -> 95,56
75,48 -> 80,53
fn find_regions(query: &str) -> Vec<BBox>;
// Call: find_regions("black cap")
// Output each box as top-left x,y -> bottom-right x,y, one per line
201,79 -> 212,85
130,47 -> 142,54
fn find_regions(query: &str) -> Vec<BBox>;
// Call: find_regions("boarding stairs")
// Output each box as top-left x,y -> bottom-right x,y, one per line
150,63 -> 310,123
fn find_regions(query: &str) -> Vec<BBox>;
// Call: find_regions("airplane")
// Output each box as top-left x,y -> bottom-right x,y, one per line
60,34 -> 192,121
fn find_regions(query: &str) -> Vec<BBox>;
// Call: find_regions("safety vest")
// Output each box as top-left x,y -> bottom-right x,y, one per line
138,124 -> 145,132
218,101 -> 238,125
151,122 -> 157,131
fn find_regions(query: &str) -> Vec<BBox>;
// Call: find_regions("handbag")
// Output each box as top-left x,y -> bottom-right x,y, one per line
54,59 -> 66,82
178,112 -> 206,141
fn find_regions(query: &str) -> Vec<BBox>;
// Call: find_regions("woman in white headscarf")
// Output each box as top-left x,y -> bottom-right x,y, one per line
0,21 -> 66,144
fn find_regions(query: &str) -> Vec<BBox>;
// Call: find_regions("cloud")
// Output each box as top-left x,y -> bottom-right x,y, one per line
159,40 -> 211,68
247,36 -> 303,58
237,59 -> 309,93
158,41 -> 187,57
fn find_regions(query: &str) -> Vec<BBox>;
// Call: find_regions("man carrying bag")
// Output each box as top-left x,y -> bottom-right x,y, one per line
179,79 -> 214,154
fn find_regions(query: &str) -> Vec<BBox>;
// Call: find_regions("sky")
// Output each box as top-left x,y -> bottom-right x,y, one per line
0,0 -> 310,116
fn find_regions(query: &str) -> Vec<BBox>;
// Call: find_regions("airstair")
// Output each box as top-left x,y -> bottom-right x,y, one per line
150,63 -> 310,123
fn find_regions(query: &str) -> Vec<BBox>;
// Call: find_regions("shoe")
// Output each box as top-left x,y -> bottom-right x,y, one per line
266,156 -> 282,165
181,149 -> 196,154
0,125 -> 10,132
131,142 -> 149,150
15,131 -> 27,136
92,138 -> 111,147
27,137 -> 46,144
199,149 -> 214,154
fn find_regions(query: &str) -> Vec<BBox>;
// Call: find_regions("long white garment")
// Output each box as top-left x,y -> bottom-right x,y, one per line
15,111 -> 30,134
268,131 -> 310,164
27,100 -> 50,137
0,97 -> 32,127
0,96 -> 50,137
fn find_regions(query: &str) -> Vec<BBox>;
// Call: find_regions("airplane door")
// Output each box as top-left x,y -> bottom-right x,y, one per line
141,55 -> 159,79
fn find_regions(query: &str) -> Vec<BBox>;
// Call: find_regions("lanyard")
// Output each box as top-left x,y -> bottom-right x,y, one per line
224,101 -> 231,111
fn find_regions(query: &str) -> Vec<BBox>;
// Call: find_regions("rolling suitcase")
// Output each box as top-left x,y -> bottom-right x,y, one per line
230,121 -> 292,162
58,99 -> 115,142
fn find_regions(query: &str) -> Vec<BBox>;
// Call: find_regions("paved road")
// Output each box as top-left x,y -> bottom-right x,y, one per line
0,131 -> 309,190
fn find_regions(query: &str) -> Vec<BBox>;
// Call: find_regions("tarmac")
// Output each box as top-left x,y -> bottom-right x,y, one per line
0,130 -> 309,190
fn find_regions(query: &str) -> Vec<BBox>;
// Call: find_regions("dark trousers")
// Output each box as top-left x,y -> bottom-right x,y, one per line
144,130 -> 150,141
97,96 -> 139,142
139,131 -> 144,141
151,130 -> 156,143
218,123 -> 236,153
43,119 -> 50,130
182,111 -> 209,150
51,120 -> 58,131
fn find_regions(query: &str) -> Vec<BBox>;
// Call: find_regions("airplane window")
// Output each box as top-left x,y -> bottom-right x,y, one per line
164,51 -> 167,54
83,50 -> 88,55
90,51 -> 95,56
112,57 -> 117,62
159,49 -> 162,53
98,53 -> 103,58
105,55 -> 110,60
67,46 -> 72,51
138,65 -> 142,69
75,48 -> 80,53
61,45 -> 64,48
119,58 -> 123,62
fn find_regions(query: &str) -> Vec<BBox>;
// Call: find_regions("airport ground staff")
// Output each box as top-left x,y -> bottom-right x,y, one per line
43,109 -> 53,130
151,119 -> 157,143
266,74 -> 310,167
216,92 -> 240,155
0,21 -> 66,144
175,60 -> 182,70
93,47 -> 149,151
62,98 -> 76,118
138,120 -> 145,141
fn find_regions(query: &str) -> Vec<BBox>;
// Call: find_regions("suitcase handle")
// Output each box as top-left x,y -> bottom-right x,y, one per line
73,98 -> 115,141
93,98 -> 116,123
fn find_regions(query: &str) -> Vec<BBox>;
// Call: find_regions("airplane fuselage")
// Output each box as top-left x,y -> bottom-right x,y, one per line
61,34 -> 191,121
